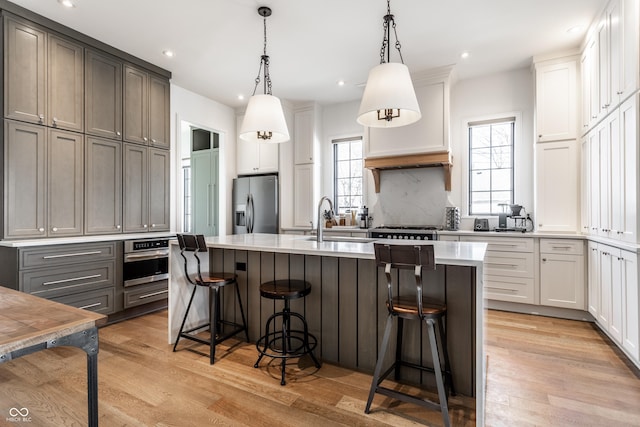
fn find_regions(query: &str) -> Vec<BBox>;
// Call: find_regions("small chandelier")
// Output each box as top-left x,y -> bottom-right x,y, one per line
239,6 -> 290,143
357,0 -> 421,128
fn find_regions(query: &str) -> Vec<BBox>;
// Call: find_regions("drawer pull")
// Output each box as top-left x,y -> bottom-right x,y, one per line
43,250 -> 102,259
138,290 -> 168,299
486,287 -> 518,293
550,246 -> 573,249
79,302 -> 102,310
486,262 -> 519,267
42,274 -> 102,286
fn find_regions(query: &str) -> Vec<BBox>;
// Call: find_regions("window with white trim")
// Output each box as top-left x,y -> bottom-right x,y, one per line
333,136 -> 363,215
468,117 -> 515,215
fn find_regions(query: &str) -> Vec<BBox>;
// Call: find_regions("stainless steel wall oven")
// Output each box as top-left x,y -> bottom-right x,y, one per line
123,238 -> 170,308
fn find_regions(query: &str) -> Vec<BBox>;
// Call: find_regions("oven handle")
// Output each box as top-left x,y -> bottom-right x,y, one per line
124,250 -> 169,262
124,273 -> 169,287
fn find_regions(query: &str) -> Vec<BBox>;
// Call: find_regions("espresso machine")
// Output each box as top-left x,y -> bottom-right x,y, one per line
496,204 -> 532,232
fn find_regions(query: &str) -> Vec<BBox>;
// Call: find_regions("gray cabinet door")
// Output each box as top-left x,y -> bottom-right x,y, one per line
85,49 -> 122,140
4,120 -> 46,238
148,147 -> 170,231
123,143 -> 148,232
123,65 -> 148,145
48,129 -> 83,236
85,136 -> 122,234
149,76 -> 170,149
3,16 -> 46,125
48,34 -> 84,132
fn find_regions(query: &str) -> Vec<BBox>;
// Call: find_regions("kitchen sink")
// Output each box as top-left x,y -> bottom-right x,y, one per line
306,236 -> 377,243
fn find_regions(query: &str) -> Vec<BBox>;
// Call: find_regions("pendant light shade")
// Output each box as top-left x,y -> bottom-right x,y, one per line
357,62 -> 421,128
240,94 -> 290,143
239,6 -> 290,143
357,0 -> 421,128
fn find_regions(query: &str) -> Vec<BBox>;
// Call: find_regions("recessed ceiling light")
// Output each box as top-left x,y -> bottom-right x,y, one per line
162,50 -> 174,58
58,0 -> 75,8
337,80 -> 345,86
237,94 -> 245,101
460,51 -> 470,59
567,26 -> 582,34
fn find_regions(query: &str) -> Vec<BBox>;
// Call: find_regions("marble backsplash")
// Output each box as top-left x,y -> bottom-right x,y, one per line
372,168 -> 451,227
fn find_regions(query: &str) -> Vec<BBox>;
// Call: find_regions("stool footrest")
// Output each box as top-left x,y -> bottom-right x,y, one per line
375,386 -> 443,413
255,330 -> 318,360
177,321 -> 247,347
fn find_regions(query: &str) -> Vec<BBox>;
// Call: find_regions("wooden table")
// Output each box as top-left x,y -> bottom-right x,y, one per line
0,287 -> 106,426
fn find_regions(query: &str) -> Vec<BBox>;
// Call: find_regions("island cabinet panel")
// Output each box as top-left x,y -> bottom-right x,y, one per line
207,247 -> 476,396
321,257 -> 339,363
357,259 -> 378,372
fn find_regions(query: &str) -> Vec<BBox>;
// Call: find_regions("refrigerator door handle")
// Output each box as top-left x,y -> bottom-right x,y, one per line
246,193 -> 253,233
249,193 -> 255,233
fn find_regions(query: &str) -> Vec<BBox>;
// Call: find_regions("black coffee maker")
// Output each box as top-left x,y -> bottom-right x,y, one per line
359,206 -> 369,229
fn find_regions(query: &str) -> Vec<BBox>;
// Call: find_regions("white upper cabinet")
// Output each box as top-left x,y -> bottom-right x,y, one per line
619,0 -> 639,102
535,140 -> 579,232
364,67 -> 451,158
581,0 -> 639,134
534,58 -> 578,142
236,114 -> 279,175
294,105 -> 320,165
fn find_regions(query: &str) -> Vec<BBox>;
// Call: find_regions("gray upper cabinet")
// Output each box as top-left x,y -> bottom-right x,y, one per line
48,129 -> 83,236
123,65 -> 148,145
3,15 -> 46,125
124,65 -> 170,149
2,121 -> 82,239
3,121 -> 46,238
48,34 -> 84,132
148,147 -> 170,230
149,76 -> 170,149
85,49 -> 122,140
123,144 -> 170,232
85,136 -> 122,234
123,143 -> 148,232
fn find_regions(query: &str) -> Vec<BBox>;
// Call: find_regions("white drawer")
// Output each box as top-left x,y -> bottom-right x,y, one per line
460,236 -> 534,252
484,275 -> 535,304
484,251 -> 534,278
540,239 -> 584,255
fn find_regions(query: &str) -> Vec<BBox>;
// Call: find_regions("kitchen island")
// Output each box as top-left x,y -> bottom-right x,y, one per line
168,233 -> 487,424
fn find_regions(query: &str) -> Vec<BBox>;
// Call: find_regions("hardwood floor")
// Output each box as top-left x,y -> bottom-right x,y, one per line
0,309 -> 639,426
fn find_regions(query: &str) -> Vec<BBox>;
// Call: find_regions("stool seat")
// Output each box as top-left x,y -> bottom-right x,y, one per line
387,296 -> 446,318
199,272 -> 237,286
259,279 -> 311,300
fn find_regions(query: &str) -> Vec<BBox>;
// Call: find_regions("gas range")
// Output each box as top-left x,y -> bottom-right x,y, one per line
368,225 -> 441,240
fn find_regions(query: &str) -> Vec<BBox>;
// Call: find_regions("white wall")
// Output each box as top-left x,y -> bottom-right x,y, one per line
170,84 -> 237,234
450,67 -> 535,228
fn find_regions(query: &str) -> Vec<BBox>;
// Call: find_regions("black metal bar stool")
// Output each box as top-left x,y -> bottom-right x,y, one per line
254,279 -> 321,385
173,234 -> 249,364
365,243 -> 454,427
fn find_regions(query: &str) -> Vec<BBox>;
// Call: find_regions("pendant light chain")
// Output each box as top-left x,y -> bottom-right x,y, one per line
251,13 -> 273,96
379,0 -> 405,65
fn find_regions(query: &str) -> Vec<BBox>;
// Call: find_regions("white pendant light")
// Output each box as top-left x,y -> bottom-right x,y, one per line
357,0 -> 421,128
240,7 -> 290,143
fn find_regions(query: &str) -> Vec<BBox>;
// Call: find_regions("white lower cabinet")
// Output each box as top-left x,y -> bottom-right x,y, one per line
539,239 -> 585,310
589,241 -> 640,366
460,236 -> 535,304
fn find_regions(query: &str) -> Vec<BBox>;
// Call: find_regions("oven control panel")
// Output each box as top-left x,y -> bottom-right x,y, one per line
369,232 -> 436,240
131,239 -> 169,251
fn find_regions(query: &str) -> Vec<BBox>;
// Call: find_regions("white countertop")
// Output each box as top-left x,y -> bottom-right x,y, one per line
438,229 -> 585,238
194,233 -> 487,267
0,232 -> 176,247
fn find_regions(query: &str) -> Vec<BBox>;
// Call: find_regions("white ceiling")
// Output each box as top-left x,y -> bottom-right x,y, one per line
10,0 -> 607,108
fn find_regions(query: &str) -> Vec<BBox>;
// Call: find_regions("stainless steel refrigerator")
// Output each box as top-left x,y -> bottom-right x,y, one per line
232,175 -> 279,234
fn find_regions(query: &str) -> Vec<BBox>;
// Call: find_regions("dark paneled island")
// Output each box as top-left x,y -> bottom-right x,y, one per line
168,233 -> 487,425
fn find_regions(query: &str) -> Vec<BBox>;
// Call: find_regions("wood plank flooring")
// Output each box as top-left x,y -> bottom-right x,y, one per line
0,309 -> 639,426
